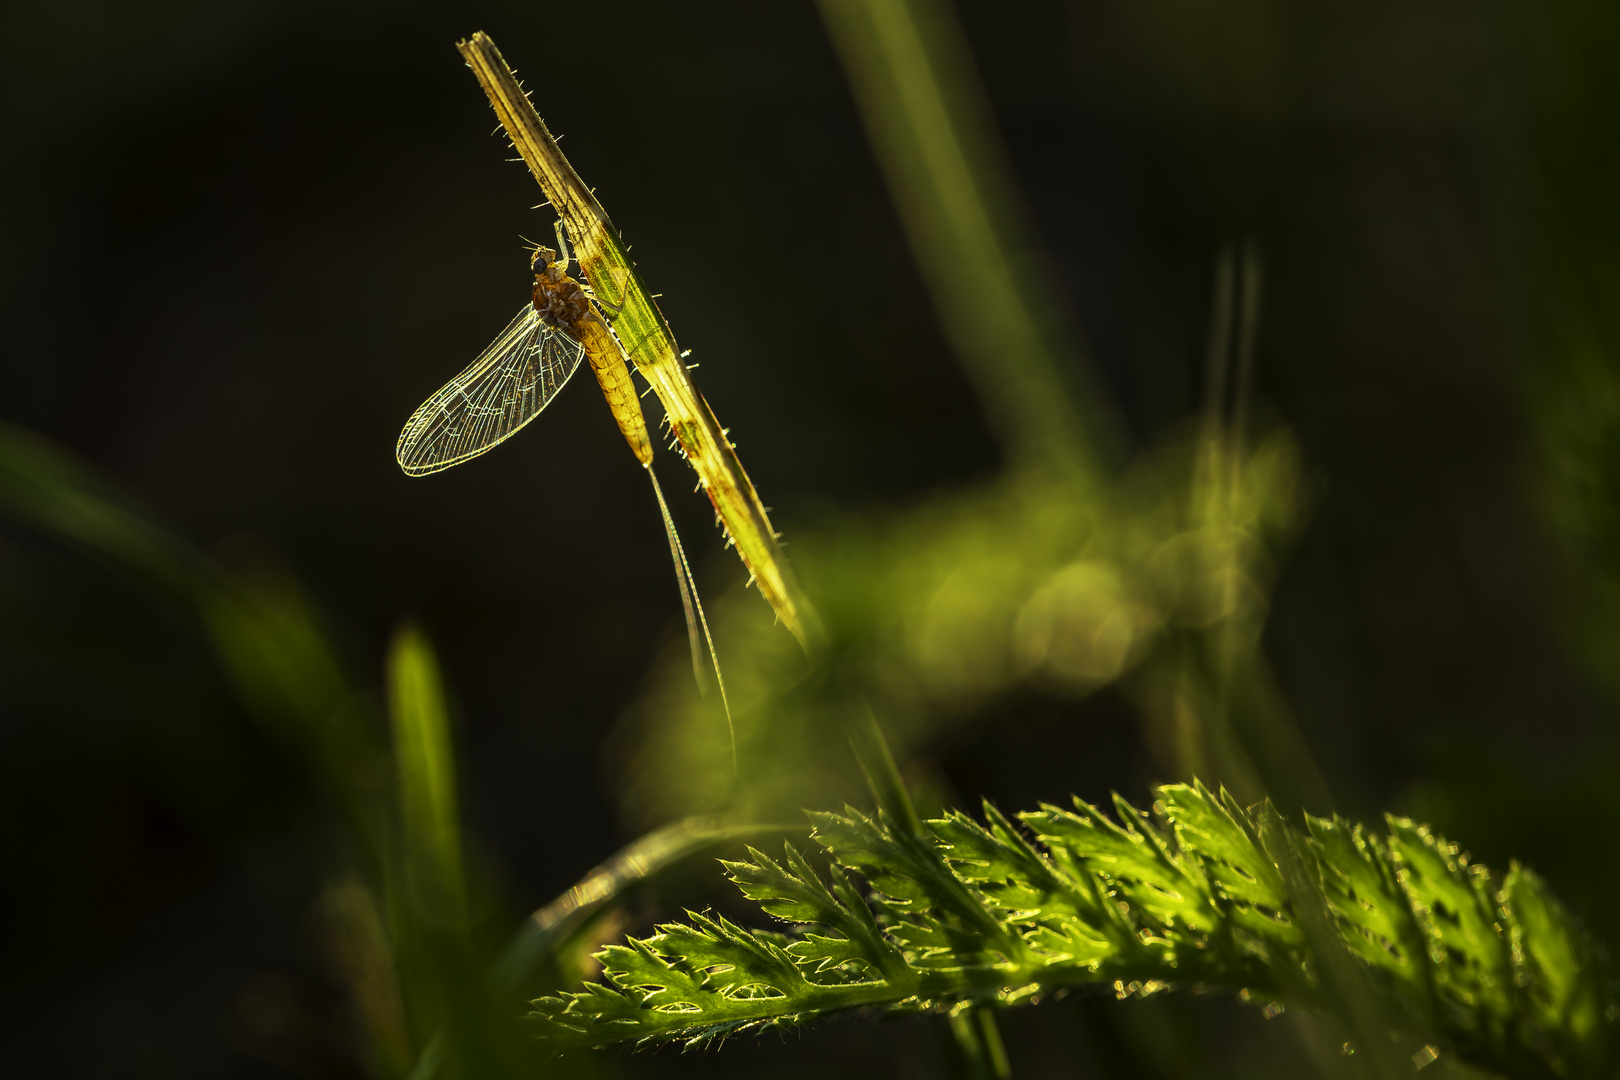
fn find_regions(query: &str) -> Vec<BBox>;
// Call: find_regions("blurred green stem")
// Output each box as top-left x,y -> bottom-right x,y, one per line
1258,804 -> 1424,1080
847,701 -> 923,837
848,703 -> 1014,1075
817,0 -> 1122,481
1155,242 -> 1331,814
322,878 -> 414,1078
815,1 -> 1337,819
387,626 -> 468,932
491,817 -> 801,998
949,1003 -> 1013,1080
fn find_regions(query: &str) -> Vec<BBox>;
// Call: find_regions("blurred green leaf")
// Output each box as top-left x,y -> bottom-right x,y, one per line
617,433 -> 1310,826
388,625 -> 467,933
0,420 -> 194,597
0,422 -> 388,855
321,877 -> 414,1079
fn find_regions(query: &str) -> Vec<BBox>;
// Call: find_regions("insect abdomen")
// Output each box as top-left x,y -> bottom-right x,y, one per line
577,313 -> 653,466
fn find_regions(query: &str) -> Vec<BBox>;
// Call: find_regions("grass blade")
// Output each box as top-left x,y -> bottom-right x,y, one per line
388,625 -> 467,930
815,0 -> 1120,479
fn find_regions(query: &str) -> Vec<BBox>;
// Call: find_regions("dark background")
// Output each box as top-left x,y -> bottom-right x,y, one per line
3,1 -> 1618,1076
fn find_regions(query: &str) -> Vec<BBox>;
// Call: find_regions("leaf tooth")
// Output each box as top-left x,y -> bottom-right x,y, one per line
981,801 -> 1041,862
782,842 -> 843,911
1110,792 -> 1151,838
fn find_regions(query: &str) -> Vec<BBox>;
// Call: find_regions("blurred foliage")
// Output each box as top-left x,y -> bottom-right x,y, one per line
0,423 -> 738,1078
0,422 -> 387,851
617,425 -> 1311,827
617,0 -> 1325,833
1534,0 -> 1620,705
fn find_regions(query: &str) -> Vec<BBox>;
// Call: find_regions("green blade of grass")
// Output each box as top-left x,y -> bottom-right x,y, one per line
816,0 -> 1122,480
0,421 -> 388,856
0,420 -> 195,597
387,625 -> 467,931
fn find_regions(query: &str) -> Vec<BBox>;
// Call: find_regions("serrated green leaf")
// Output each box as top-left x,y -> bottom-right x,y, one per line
1028,798 -> 1215,933
723,844 -> 843,926
1386,817 -> 1516,1037
528,784 -> 1612,1078
1503,863 -> 1608,1072
1162,781 -> 1284,907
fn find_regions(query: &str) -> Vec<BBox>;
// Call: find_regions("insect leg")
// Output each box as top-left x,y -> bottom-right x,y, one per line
583,280 -> 628,319
552,219 -> 573,270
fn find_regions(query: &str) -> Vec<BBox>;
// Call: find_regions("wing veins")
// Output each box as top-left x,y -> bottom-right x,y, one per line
396,306 -> 587,476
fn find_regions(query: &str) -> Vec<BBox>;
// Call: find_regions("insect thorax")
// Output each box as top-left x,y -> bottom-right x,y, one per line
532,269 -> 591,333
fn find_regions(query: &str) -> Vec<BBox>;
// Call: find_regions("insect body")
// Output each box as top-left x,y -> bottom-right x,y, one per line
394,223 -> 731,758
396,225 -> 650,474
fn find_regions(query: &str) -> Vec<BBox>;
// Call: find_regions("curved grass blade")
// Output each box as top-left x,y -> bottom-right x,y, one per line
491,818 -> 797,997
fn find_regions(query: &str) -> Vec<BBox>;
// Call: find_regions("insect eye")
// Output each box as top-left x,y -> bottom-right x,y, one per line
532,246 -> 556,271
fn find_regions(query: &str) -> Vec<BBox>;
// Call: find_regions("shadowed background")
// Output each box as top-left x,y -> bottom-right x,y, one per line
3,1 -> 1619,1076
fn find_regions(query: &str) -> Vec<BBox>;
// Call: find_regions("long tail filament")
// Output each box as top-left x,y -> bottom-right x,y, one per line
647,465 -> 735,771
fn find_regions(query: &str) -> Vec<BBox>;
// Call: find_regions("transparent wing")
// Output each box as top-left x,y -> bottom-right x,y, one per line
395,306 -> 586,476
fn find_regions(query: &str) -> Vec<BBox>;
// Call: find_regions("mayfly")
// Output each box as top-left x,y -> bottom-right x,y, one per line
452,32 -> 819,653
395,223 -> 649,476
395,221 -> 731,751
